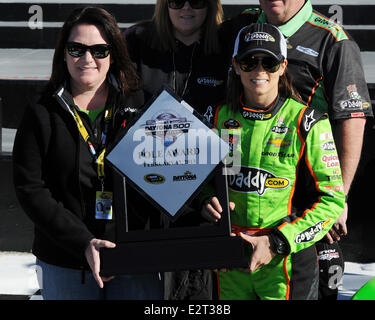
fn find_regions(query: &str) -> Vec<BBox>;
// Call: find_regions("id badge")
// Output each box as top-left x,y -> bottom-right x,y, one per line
95,191 -> 113,220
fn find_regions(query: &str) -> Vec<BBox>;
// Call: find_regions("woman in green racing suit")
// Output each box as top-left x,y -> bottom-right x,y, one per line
201,23 -> 345,300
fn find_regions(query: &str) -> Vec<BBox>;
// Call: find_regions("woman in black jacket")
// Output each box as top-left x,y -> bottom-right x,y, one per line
124,0 -> 227,122
123,0 -> 226,300
12,6 -> 163,300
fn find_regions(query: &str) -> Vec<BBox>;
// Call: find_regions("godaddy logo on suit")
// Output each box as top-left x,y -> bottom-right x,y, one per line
295,218 -> 332,244
229,166 -> 289,196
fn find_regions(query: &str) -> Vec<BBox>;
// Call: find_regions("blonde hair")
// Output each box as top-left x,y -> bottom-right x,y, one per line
151,0 -> 223,54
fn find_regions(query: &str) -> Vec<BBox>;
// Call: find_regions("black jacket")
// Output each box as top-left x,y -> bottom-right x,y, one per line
124,21 -> 228,123
13,83 -> 148,269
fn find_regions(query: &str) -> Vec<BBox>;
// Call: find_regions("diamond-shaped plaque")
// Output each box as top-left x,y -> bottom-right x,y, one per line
100,86 -> 251,276
106,87 -> 229,221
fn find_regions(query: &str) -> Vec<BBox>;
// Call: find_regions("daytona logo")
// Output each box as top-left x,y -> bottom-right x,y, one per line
295,218 -> 332,244
228,166 -> 289,196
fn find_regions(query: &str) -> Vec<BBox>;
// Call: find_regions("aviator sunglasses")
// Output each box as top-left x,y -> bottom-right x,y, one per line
238,55 -> 282,73
66,41 -> 111,59
167,0 -> 207,10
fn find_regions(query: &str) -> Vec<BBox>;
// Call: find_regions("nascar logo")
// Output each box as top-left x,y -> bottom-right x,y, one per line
144,174 -> 165,185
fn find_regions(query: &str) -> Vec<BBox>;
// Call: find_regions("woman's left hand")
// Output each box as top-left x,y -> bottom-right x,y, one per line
239,233 -> 276,272
85,238 -> 116,288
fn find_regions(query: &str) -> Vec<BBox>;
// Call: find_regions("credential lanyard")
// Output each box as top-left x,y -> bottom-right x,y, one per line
71,106 -> 113,189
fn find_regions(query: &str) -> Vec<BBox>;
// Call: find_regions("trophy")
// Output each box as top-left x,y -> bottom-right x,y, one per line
100,86 -> 251,276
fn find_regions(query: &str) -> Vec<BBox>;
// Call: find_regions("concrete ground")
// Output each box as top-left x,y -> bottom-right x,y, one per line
0,251 -> 374,300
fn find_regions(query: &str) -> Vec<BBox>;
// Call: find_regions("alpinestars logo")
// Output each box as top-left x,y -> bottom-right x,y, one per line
228,166 -> 289,196
203,106 -> 213,123
304,109 -> 316,131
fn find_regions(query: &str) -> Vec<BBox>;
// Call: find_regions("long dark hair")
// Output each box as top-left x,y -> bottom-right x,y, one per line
46,6 -> 140,94
226,63 -> 302,112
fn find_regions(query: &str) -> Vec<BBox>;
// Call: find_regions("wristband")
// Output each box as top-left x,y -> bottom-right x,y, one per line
269,232 -> 288,256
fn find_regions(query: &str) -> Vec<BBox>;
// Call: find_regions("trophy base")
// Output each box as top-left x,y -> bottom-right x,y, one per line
100,236 -> 251,276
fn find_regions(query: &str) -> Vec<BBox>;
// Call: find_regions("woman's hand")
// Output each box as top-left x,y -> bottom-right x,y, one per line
239,233 -> 276,272
85,238 -> 116,288
201,196 -> 235,222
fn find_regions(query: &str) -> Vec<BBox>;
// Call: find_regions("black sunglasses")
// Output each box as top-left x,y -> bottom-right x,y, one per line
167,0 -> 207,10
66,42 -> 111,59
238,55 -> 282,73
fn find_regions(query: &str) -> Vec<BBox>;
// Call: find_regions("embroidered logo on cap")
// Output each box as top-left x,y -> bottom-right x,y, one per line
245,32 -> 275,42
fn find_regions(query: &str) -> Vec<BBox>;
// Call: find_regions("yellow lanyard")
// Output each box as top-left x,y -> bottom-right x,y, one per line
71,107 -> 113,185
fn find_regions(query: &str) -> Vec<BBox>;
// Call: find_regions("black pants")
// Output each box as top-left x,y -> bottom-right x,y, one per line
316,241 -> 345,300
164,269 -> 215,300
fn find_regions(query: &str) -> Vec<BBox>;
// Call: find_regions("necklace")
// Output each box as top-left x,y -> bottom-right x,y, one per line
172,42 -> 197,98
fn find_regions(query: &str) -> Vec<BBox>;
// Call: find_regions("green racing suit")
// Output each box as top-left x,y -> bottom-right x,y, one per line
213,96 -> 345,299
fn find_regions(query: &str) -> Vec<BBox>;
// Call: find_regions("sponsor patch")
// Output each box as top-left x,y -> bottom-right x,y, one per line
313,16 -> 342,33
321,154 -> 340,168
320,132 -> 333,141
262,151 -> 295,158
318,249 -> 340,261
296,45 -> 319,57
339,84 -> 370,111
197,77 -> 224,87
245,32 -> 275,42
241,110 -> 272,120
295,218 -> 332,244
222,118 -> 242,129
267,137 -> 292,148
324,185 -> 344,193
228,166 -> 289,196
271,117 -> 292,135
325,168 -> 342,181
321,141 -> 336,151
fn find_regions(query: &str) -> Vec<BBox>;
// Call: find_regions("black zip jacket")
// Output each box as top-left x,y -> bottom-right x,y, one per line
124,21 -> 228,123
13,83 -> 147,270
